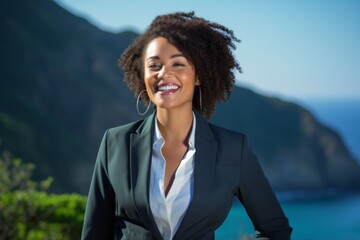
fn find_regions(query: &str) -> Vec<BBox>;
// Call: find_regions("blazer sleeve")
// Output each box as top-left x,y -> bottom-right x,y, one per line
236,136 -> 292,240
81,130 -> 116,240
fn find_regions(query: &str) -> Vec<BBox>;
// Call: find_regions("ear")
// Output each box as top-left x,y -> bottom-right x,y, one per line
195,78 -> 201,86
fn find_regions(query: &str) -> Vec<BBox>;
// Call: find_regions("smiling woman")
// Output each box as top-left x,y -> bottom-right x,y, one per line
81,12 -> 292,240
144,37 -> 198,115
119,11 -> 241,119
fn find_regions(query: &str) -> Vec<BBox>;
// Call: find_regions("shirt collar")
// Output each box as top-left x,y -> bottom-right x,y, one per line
153,112 -> 196,148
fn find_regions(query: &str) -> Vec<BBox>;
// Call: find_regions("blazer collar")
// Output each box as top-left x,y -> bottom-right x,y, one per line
173,110 -> 218,239
130,111 -> 163,239
130,110 -> 218,240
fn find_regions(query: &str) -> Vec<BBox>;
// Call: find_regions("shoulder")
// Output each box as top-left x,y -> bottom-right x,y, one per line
102,112 -> 155,147
107,119 -> 145,138
208,122 -> 246,143
99,118 -> 148,150
205,122 -> 250,165
97,118 -> 149,157
194,110 -> 246,143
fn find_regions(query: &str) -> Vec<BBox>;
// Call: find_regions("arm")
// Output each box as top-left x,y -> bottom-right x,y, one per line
236,137 -> 292,240
81,130 -> 116,240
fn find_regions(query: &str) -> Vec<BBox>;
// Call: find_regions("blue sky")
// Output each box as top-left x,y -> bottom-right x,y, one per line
54,0 -> 360,101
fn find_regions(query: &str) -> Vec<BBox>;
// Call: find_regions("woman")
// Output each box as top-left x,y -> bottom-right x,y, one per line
82,12 -> 292,240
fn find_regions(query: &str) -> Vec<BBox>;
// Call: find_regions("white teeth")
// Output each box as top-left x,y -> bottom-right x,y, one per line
158,85 -> 179,91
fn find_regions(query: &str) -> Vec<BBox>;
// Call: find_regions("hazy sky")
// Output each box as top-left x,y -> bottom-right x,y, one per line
54,0 -> 360,101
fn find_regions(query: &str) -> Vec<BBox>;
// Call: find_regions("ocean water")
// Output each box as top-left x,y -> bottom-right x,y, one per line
216,194 -> 360,240
216,98 -> 360,239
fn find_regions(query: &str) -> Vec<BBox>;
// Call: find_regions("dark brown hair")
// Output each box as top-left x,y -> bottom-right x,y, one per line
119,11 -> 241,119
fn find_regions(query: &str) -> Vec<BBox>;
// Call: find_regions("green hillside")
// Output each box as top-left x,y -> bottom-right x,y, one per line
213,87 -> 360,190
1,0 -> 359,193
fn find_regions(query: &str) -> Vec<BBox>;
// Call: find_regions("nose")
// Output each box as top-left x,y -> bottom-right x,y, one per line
157,65 -> 171,79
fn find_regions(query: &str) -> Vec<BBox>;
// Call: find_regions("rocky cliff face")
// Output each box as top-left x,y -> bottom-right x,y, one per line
0,0 -> 138,192
212,88 -> 360,191
1,0 -> 359,193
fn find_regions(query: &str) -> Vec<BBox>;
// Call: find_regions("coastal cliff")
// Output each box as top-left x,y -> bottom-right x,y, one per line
1,0 -> 359,193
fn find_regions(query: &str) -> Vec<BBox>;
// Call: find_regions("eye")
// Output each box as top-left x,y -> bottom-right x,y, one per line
148,63 -> 162,70
173,62 -> 185,67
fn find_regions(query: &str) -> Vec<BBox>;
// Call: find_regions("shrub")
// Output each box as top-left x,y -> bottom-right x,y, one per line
0,152 -> 87,240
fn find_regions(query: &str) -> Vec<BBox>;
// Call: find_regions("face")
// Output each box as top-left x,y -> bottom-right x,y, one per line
143,37 -> 199,112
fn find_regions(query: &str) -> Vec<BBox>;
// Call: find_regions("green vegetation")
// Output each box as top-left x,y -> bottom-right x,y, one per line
0,152 -> 86,240
2,0 -> 359,195
0,151 -> 257,239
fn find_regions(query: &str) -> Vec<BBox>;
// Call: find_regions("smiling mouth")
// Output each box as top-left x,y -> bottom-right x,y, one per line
155,84 -> 180,93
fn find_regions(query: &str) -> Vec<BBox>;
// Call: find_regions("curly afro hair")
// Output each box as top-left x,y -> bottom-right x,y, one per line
119,11 -> 241,119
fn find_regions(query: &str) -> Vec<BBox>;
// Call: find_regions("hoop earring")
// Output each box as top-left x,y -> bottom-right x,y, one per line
198,86 -> 203,112
136,90 -> 151,115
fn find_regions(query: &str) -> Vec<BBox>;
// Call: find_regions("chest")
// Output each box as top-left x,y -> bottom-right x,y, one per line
109,152 -> 241,222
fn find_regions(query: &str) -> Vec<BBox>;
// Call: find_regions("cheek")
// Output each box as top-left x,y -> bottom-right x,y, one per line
143,70 -> 153,85
144,66 -> 158,78
180,70 -> 196,83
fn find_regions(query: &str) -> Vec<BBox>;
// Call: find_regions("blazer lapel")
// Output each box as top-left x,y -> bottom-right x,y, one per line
130,112 -> 163,240
173,111 -> 218,240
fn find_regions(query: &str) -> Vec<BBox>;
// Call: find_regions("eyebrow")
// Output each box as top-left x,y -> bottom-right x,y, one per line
146,54 -> 185,61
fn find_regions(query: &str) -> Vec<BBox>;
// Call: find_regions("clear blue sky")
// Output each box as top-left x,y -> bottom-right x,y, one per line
55,0 -> 360,101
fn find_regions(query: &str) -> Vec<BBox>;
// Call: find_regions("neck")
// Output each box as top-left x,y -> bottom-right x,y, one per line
156,107 -> 193,143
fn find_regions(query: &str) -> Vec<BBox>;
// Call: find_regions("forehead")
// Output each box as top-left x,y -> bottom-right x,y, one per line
144,37 -> 182,59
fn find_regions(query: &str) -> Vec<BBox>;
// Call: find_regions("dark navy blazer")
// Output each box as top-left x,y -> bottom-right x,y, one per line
81,111 -> 292,240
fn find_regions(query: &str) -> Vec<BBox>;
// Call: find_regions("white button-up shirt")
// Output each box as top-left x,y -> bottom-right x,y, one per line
149,113 -> 196,240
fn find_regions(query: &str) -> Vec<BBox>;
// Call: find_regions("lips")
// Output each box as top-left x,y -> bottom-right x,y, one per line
155,83 -> 180,94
